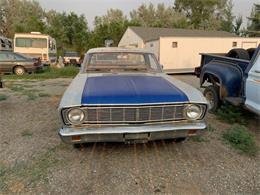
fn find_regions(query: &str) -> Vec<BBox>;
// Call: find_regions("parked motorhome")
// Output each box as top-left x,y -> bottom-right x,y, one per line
119,26 -> 260,73
14,32 -> 57,65
0,36 -> 12,51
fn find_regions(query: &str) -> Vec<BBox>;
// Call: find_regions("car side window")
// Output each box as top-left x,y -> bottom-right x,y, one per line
13,54 -> 26,60
0,53 -> 10,61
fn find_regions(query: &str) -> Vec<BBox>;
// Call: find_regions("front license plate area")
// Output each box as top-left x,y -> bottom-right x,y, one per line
124,133 -> 149,144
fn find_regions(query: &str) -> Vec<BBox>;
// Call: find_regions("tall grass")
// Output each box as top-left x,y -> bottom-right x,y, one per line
3,66 -> 79,80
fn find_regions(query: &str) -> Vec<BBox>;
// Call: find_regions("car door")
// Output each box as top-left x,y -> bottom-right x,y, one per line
0,53 -> 13,73
245,49 -> 260,115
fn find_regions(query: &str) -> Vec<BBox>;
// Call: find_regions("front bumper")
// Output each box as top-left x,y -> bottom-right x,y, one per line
59,121 -> 206,144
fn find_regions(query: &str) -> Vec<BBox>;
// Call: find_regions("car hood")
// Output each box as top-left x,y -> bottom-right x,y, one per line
59,73 -> 208,108
81,75 -> 189,104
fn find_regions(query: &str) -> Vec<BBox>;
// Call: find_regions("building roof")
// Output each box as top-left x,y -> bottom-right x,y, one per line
87,47 -> 152,54
129,26 -> 237,42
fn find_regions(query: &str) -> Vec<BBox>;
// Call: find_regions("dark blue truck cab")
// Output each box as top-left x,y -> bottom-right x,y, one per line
195,46 -> 260,115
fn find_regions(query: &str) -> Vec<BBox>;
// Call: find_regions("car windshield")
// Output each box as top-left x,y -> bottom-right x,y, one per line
85,52 -> 161,73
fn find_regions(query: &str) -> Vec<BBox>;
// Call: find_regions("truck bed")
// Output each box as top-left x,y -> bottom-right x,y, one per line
195,53 -> 250,77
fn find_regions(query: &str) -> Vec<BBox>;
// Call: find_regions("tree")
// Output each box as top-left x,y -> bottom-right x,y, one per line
247,4 -> 260,37
174,0 -> 227,30
220,0 -> 235,32
130,3 -> 189,28
45,11 -> 89,54
89,9 -> 129,48
0,0 -> 45,37
233,15 -> 243,35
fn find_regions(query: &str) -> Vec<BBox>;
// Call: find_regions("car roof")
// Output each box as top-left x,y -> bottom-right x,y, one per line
86,47 -> 152,54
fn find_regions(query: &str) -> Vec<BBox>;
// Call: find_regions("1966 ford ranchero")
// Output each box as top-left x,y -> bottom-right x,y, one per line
58,47 -> 208,146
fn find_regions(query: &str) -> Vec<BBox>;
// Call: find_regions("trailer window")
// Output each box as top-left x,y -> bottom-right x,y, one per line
172,42 -> 178,48
232,42 -> 237,47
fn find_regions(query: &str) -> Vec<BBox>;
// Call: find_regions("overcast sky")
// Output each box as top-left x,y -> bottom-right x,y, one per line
38,0 -> 257,29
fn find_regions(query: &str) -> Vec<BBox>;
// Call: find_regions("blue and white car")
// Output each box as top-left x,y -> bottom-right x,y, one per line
58,48 -> 208,146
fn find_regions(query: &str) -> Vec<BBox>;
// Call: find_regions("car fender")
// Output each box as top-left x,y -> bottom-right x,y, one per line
200,61 -> 243,98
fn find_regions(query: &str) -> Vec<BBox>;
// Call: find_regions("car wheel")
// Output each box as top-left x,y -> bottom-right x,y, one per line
204,85 -> 220,113
14,66 -> 25,75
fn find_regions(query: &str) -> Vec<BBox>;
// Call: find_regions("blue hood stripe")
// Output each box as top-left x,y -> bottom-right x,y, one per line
81,76 -> 189,104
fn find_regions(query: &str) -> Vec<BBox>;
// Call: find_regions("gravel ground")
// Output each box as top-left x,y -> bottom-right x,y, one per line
0,76 -> 259,194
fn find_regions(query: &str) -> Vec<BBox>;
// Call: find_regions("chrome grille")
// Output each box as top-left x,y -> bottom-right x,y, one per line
78,105 -> 186,124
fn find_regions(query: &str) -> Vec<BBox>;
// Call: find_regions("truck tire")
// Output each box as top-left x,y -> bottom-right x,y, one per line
204,85 -> 220,113
226,48 -> 250,60
247,48 -> 256,59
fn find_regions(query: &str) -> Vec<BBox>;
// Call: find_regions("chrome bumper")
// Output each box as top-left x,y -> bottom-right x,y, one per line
59,121 -> 206,144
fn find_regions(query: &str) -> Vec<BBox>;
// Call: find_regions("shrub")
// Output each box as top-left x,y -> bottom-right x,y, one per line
0,94 -> 8,101
217,104 -> 247,125
222,124 -> 258,156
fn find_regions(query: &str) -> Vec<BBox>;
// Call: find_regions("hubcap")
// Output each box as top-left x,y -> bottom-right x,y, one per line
15,68 -> 24,75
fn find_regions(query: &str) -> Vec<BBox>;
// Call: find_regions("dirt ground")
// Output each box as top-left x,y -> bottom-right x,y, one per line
0,76 -> 259,195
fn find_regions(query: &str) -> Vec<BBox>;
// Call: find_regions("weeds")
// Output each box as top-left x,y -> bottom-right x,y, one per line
21,131 -> 33,137
217,104 -> 247,125
26,93 -> 38,101
191,136 -> 209,142
0,94 -> 8,101
3,66 -> 79,80
0,146 -> 62,192
10,85 -> 24,92
223,124 -> 258,157
38,93 -> 50,97
206,124 -> 215,132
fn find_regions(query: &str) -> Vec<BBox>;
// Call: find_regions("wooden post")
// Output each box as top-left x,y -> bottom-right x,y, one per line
0,73 -> 4,88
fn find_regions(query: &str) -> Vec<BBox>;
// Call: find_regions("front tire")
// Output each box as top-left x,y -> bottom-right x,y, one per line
204,85 -> 220,113
14,66 -> 25,75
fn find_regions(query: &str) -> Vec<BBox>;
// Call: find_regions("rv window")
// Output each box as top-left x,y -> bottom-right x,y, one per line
16,38 -> 47,48
32,38 -> 47,48
16,38 -> 31,47
232,42 -> 237,47
172,42 -> 178,48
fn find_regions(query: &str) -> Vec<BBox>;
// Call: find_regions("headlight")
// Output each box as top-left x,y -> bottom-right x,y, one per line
184,105 -> 203,120
67,108 -> 85,124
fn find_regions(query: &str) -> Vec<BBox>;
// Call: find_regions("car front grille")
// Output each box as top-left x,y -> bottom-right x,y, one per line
63,105 -> 187,125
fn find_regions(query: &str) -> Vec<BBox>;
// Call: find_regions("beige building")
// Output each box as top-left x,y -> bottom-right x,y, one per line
118,26 -> 260,73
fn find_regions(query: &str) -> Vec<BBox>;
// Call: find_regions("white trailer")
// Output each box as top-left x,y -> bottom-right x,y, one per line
119,27 -> 260,73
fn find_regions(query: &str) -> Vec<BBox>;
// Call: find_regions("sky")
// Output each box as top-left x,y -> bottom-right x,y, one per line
38,0 -> 257,29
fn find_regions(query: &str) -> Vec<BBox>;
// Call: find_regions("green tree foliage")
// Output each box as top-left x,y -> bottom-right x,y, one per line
220,0 -> 235,32
0,0 -> 45,37
130,3 -> 189,28
233,15 -> 243,35
89,9 -> 130,48
46,11 -> 89,54
247,4 -> 260,37
174,0 -> 226,29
